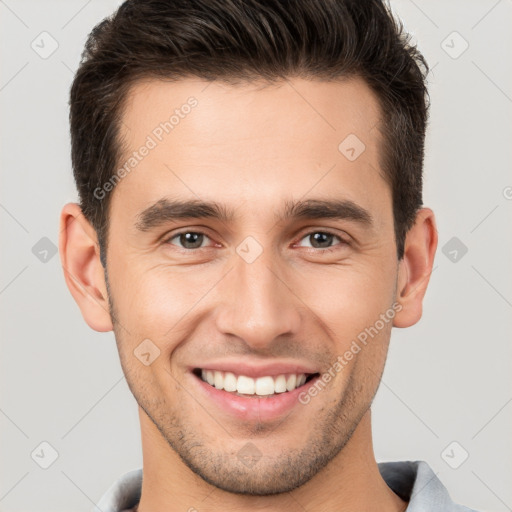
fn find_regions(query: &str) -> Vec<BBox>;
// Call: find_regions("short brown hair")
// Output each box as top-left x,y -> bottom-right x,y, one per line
69,0 -> 430,266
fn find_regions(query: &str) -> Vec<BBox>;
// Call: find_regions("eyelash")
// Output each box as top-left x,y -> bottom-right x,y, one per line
164,229 -> 350,253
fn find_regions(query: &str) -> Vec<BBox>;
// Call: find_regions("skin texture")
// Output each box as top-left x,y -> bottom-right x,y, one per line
59,77 -> 437,511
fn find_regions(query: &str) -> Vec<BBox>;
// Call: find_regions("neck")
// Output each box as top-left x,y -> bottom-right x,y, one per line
135,409 -> 407,512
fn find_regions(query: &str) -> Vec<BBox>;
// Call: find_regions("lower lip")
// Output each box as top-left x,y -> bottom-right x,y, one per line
191,372 -> 320,422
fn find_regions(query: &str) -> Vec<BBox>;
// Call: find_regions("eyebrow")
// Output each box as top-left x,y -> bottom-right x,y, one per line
134,197 -> 374,232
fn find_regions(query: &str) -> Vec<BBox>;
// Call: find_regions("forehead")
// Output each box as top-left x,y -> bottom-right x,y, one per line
120,76 -> 382,148
111,76 -> 389,225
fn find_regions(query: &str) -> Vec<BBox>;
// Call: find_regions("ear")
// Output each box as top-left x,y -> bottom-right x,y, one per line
393,207 -> 438,328
59,203 -> 113,332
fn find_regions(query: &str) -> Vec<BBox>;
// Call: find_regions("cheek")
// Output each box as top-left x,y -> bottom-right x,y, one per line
112,265 -> 219,341
290,262 -> 395,339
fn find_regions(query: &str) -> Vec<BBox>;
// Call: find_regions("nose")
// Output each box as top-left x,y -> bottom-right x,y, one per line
214,245 -> 302,350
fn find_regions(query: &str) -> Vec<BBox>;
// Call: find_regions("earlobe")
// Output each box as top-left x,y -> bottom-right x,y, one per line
393,208 -> 438,328
59,203 -> 113,332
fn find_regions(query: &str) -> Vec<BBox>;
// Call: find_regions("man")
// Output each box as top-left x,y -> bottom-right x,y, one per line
59,0 -> 478,510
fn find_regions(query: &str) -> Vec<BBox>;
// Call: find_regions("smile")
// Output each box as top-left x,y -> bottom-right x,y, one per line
193,368 -> 319,398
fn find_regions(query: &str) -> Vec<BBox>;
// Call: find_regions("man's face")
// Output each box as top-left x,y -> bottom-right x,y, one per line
106,77 -> 399,494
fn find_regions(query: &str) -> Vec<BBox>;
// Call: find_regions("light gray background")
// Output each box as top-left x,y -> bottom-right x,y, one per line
1,1 -> 511,511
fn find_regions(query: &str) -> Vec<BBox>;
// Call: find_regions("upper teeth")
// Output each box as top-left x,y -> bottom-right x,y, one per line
200,370 -> 308,396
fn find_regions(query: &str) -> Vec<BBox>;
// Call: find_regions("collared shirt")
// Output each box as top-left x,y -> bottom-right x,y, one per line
92,460 -> 479,512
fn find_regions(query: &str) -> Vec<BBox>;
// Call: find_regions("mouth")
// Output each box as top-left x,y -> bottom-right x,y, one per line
192,368 -> 320,398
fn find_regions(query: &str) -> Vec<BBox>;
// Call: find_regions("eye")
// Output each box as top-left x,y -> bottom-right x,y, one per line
295,231 -> 348,251
166,231 -> 212,250
164,229 -> 348,252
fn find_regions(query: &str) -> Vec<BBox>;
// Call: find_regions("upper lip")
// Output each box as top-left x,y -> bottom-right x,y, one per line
191,360 -> 320,379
